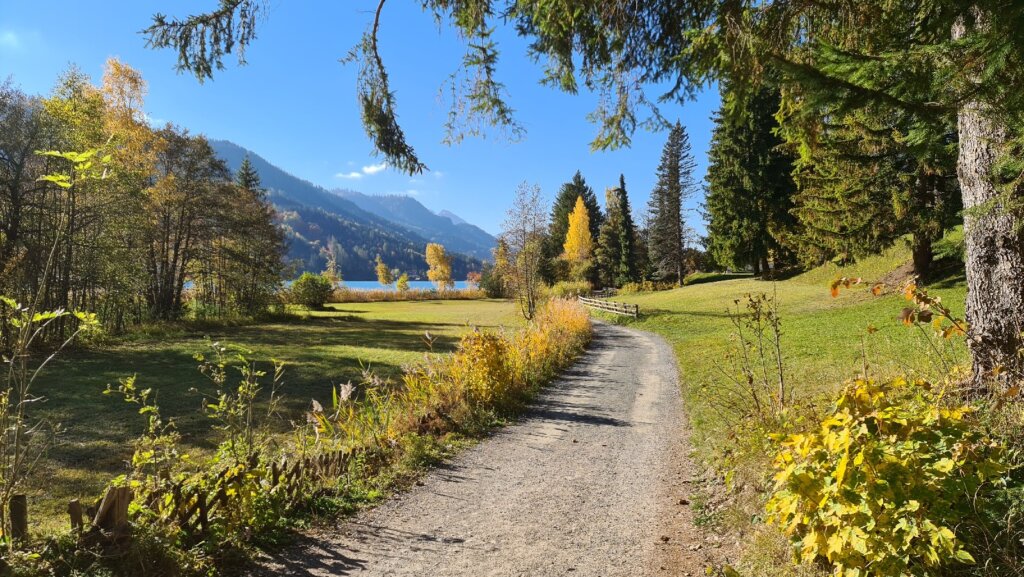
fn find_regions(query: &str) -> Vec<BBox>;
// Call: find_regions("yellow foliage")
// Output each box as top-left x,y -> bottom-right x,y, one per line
425,243 -> 454,289
766,378 -> 1004,577
562,196 -> 593,263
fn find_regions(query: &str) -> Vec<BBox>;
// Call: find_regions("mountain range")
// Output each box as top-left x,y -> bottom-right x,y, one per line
209,140 -> 496,280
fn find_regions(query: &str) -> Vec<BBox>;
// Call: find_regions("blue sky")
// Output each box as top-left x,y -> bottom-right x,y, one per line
0,1 -> 719,236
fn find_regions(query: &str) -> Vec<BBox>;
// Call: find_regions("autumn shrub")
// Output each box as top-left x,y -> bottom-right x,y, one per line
766,377 -> 1006,577
289,272 -> 334,309
546,280 -> 591,299
395,298 -> 592,434
619,280 -> 675,294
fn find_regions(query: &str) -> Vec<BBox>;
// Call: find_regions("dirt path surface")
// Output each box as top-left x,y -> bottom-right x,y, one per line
256,322 -> 717,576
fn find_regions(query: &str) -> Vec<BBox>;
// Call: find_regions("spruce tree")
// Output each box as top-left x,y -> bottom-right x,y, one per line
648,122 -> 696,283
235,155 -> 262,196
780,103 -> 959,276
704,84 -> 797,276
595,187 -> 623,288
614,174 -> 639,285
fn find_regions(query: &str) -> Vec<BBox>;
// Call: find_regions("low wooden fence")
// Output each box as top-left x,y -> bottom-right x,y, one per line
7,448 -> 356,547
578,296 -> 639,318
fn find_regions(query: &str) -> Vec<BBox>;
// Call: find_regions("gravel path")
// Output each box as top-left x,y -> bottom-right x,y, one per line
256,322 -> 714,576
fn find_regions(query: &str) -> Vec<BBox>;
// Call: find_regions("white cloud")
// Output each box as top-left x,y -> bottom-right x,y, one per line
0,31 -> 21,50
432,170 -> 445,179
406,189 -> 419,196
336,161 -> 389,179
362,162 -> 388,175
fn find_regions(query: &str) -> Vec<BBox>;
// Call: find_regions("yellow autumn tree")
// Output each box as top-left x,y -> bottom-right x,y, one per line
562,196 -> 593,281
375,254 -> 394,286
425,243 -> 454,290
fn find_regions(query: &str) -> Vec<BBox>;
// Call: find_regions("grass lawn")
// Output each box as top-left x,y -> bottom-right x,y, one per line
29,299 -> 520,533
608,244 -> 968,459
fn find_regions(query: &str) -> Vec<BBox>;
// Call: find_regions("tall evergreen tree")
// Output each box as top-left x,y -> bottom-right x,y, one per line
648,122 -> 696,283
780,103 -> 960,276
544,171 -> 602,282
614,174 -> 639,286
235,155 -> 261,195
595,188 -> 622,288
704,83 -> 797,276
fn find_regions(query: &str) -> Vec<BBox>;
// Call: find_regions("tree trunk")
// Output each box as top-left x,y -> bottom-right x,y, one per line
955,14 -> 1024,387
911,233 -> 933,279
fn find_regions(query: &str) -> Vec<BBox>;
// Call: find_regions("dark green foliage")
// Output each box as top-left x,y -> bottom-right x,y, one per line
614,174 -> 640,286
289,272 -> 333,309
647,122 -> 696,283
595,174 -> 640,287
478,262 -> 504,298
779,104 -> 960,274
704,83 -> 797,276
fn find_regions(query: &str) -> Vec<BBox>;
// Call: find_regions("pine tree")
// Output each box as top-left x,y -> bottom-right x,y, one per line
648,121 -> 696,283
704,83 -> 797,276
544,171 -> 602,282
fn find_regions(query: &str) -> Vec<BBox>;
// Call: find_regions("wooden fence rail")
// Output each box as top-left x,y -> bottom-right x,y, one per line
5,447 -> 357,548
578,296 -> 639,318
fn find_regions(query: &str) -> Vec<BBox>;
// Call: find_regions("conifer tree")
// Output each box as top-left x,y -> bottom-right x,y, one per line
595,187 -> 623,288
704,84 -> 797,276
780,103 -> 960,276
648,121 -> 696,283
614,174 -> 639,286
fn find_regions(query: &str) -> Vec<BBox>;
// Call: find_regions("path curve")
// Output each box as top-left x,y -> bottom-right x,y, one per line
256,322 -> 714,576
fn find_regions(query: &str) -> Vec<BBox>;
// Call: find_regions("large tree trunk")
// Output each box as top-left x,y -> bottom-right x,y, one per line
954,18 -> 1024,387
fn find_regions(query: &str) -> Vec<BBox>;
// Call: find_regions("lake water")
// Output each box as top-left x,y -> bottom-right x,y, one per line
341,280 -> 473,291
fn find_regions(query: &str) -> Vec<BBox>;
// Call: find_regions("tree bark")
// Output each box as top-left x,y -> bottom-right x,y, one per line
955,15 -> 1024,388
911,233 -> 933,279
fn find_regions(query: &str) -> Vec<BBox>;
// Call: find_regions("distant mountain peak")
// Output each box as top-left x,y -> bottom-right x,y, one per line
208,139 -> 489,278
437,209 -> 468,226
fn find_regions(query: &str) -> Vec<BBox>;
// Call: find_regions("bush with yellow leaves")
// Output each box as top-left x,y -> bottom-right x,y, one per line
396,297 -> 591,436
766,378 -> 1006,577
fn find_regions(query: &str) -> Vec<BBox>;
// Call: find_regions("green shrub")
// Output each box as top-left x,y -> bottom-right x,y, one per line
547,280 -> 591,298
766,377 -> 1005,577
289,272 -> 333,309
619,280 -> 674,294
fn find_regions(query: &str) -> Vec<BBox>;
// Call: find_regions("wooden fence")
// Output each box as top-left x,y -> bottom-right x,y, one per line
7,448 -> 356,547
578,296 -> 639,318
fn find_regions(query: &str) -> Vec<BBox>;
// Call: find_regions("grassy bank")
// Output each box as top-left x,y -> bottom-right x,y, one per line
605,248 -> 973,574
29,299 -> 520,534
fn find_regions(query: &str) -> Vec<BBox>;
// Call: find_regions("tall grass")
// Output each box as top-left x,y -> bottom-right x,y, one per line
328,287 -> 487,303
17,299 -> 591,576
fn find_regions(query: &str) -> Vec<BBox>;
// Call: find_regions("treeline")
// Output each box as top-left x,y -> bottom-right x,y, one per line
0,60 -> 286,339
704,79 -> 961,278
484,121 -> 702,305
